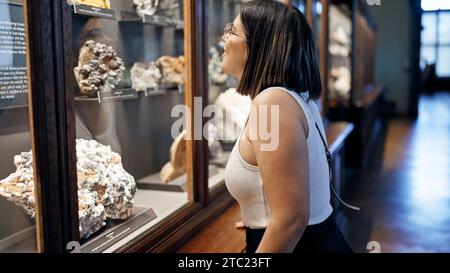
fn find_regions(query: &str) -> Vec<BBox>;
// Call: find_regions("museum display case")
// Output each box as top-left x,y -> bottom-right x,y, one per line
325,0 -> 382,168
0,0 -> 374,253
0,0 -> 38,252
205,0 -> 251,198
0,0 -> 238,253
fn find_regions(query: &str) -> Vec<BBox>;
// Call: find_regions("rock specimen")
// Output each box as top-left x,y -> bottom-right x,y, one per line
160,130 -> 187,183
209,46 -> 228,85
329,26 -> 351,57
207,123 -> 223,159
214,88 -> 252,142
0,139 -> 136,239
74,40 -> 125,97
133,0 -> 159,17
130,62 -> 162,92
74,0 -> 111,9
76,139 -> 136,221
330,67 -> 351,99
156,55 -> 185,86
0,152 -> 35,217
159,0 -> 181,21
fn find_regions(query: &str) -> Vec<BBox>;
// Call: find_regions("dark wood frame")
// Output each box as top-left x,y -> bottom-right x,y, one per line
24,0 -> 79,252
21,0 -> 367,253
22,0 -> 240,253
408,0 -> 421,119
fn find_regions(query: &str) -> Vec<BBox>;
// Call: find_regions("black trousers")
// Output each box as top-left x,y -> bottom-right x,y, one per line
245,215 -> 353,253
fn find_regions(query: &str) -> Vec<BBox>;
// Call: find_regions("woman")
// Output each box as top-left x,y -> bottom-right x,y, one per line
222,0 -> 352,253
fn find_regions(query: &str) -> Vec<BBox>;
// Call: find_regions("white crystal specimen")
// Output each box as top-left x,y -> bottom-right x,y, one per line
214,88 -> 252,141
0,139 -> 136,239
76,139 -> 136,220
331,67 -> 351,99
133,0 -> 159,17
209,46 -> 228,85
130,62 -> 162,92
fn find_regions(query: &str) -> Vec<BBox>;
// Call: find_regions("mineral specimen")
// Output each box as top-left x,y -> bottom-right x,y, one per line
214,88 -> 251,141
0,139 -> 136,239
130,62 -> 162,92
159,0 -> 181,21
74,0 -> 111,9
76,139 -> 136,221
133,0 -> 159,17
207,123 -> 223,159
156,55 -> 185,86
330,67 -> 351,99
160,130 -> 187,183
209,46 -> 228,85
74,40 -> 125,97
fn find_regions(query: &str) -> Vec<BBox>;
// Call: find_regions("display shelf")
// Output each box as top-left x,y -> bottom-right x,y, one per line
103,189 -> 189,253
74,88 -> 138,103
72,3 -> 116,20
208,167 -> 226,190
0,226 -> 35,253
73,85 -> 183,103
80,207 -> 157,253
0,104 -> 28,110
137,165 -> 219,192
119,11 -> 184,29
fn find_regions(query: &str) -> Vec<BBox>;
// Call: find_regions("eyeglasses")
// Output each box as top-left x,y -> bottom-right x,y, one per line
223,23 -> 245,40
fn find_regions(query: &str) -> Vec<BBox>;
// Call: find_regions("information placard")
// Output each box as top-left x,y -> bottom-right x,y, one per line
0,0 -> 27,109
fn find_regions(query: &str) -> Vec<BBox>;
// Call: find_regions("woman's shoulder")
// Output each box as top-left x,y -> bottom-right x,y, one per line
251,87 -> 309,135
253,87 -> 297,106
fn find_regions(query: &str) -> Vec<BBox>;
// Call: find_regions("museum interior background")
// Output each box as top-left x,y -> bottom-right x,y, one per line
0,0 -> 448,253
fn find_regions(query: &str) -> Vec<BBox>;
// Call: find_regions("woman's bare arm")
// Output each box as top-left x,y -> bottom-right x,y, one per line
249,89 -> 310,253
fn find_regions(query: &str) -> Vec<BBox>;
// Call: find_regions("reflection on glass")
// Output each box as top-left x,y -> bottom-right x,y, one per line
420,46 -> 436,67
0,0 -> 37,253
207,0 -> 251,191
315,0 -> 323,15
437,46 -> 450,76
438,12 -> 450,44
292,0 -> 306,14
421,0 -> 450,11
328,5 -> 352,104
421,13 -> 436,45
70,0 -> 190,252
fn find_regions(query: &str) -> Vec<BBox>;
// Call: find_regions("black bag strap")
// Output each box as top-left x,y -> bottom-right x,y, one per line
314,122 -> 360,211
315,123 -> 332,170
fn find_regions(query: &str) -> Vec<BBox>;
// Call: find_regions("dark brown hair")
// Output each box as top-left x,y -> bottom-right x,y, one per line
238,0 -> 322,100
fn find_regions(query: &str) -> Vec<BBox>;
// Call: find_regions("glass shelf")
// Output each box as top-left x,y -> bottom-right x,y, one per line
72,3 -> 116,20
74,85 -> 184,103
0,104 -> 28,110
119,11 -> 184,29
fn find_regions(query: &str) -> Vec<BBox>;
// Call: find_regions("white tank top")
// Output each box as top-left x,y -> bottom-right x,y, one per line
225,87 -> 333,228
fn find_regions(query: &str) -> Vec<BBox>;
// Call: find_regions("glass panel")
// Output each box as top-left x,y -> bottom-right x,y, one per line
437,46 -> 450,76
422,0 -> 450,11
421,12 -> 437,45
67,0 -> 191,252
207,0 -> 250,191
420,46 -> 436,67
438,12 -> 450,44
292,0 -> 307,14
0,0 -> 37,252
312,0 -> 323,113
328,5 -> 352,104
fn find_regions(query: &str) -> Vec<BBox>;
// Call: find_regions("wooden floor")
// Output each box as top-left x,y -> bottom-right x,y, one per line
343,91 -> 450,253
